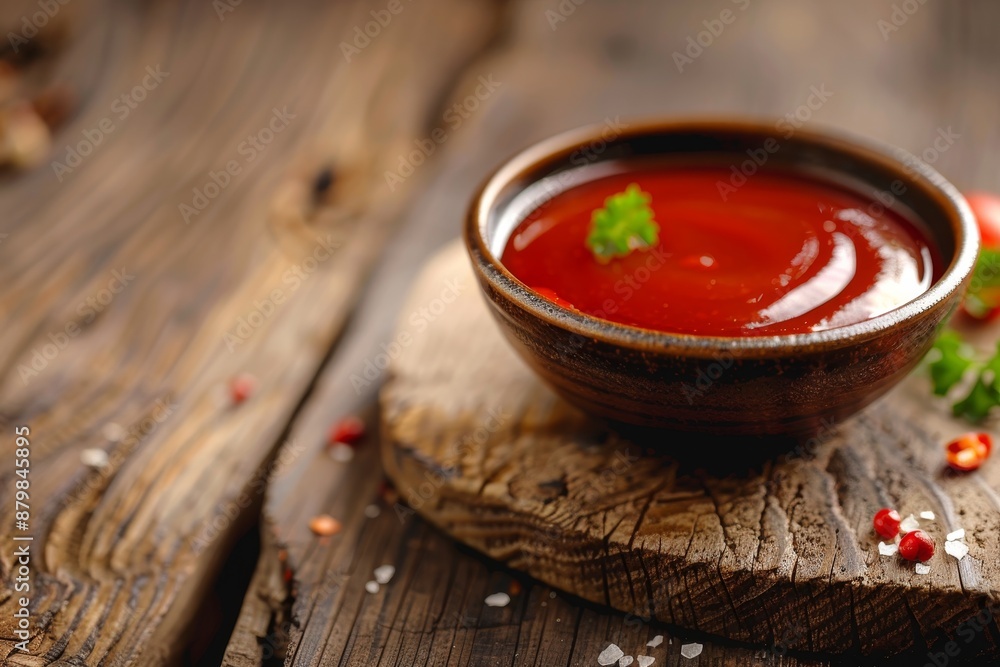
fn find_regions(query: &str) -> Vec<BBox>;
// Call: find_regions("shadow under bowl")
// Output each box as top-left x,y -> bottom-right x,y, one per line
465,119 -> 978,437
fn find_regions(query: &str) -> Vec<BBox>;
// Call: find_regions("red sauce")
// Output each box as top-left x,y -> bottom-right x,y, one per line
500,164 -> 937,336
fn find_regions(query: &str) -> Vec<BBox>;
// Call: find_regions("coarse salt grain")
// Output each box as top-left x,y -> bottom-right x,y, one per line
899,514 -> 920,533
364,504 -> 381,518
619,657 -> 634,667
102,422 -> 125,442
637,657 -> 655,667
915,563 -> 931,575
919,511 -> 936,521
365,580 -> 379,594
680,642 -> 703,659
374,565 -> 395,584
598,644 -> 623,665
80,448 -> 109,468
328,443 -> 354,462
878,541 -> 898,556
947,528 -> 966,542
646,635 -> 664,648
484,592 -> 510,607
945,540 -> 970,561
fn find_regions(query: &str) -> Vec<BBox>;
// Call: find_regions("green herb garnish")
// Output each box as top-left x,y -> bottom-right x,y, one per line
928,332 -> 1000,422
586,183 -> 659,263
964,248 -> 1000,318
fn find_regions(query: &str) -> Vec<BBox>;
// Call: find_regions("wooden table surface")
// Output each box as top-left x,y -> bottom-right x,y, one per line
1,0 -> 998,665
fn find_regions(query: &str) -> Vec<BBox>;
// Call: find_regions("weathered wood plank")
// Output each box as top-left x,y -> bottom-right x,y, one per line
381,240 -> 1000,657
0,0 -> 497,663
196,0 -> 1000,664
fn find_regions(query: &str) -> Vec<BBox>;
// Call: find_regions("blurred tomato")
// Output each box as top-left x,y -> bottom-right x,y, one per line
966,192 -> 1000,248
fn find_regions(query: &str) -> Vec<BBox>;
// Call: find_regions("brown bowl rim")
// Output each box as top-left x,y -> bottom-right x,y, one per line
465,117 -> 979,357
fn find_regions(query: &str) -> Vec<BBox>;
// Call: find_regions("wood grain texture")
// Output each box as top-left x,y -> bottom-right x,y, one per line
0,0 -> 495,663
381,241 -> 1000,657
226,0 -> 1000,664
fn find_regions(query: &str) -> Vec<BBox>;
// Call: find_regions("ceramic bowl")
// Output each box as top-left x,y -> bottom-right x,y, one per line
464,119 -> 978,436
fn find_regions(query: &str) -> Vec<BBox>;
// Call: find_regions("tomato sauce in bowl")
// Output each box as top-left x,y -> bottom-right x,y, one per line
499,163 -> 938,337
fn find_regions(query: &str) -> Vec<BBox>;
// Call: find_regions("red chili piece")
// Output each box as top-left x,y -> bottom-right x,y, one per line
946,432 -> 992,472
329,416 -> 365,446
229,374 -> 256,404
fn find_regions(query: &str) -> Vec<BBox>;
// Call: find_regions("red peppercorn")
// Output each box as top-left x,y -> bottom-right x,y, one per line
873,508 -> 902,539
328,416 -> 365,446
229,374 -> 257,404
945,432 -> 992,472
898,529 -> 935,562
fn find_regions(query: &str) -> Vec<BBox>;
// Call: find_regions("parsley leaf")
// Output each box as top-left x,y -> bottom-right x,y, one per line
928,333 -> 1000,423
586,183 -> 659,263
928,331 -> 974,395
964,248 -> 1000,318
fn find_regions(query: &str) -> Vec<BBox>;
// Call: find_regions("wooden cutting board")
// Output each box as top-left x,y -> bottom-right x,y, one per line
380,241 -> 1000,657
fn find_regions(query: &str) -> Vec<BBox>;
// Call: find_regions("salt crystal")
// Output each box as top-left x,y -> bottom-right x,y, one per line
598,644 -> 624,665
364,504 -> 381,518
365,580 -> 379,594
374,565 -> 395,584
619,657 -> 634,667
102,422 -> 125,442
945,540 -> 970,561
80,448 -> 109,468
878,541 -> 898,556
680,642 -> 703,659
329,443 -> 354,462
549,591 -> 556,599
946,528 -> 966,542
646,635 -> 664,648
637,657 -> 655,667
919,511 -> 936,521
484,592 -> 510,607
899,514 -> 920,533
915,563 -> 931,575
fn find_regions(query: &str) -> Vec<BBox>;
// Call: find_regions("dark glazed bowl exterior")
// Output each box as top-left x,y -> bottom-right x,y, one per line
465,119 -> 978,436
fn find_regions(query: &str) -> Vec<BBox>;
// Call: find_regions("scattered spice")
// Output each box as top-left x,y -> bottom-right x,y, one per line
945,432 -> 992,472
329,416 -> 365,446
915,563 -> 931,575
308,514 -> 342,537
899,514 -> 920,534
680,643 -> 703,659
945,540 -> 970,561
508,580 -> 522,596
598,644 -> 625,666
946,528 -> 966,542
898,529 -> 935,562
646,635 -> 664,648
484,592 -> 511,608
873,508 -> 902,539
374,564 -> 395,585
80,448 -> 109,468
365,580 -> 379,594
229,374 -> 257,404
